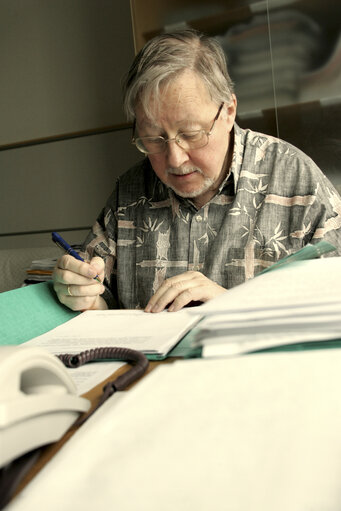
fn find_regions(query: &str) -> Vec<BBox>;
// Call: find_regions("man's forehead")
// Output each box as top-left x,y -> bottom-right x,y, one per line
135,100 -> 213,129
135,71 -> 213,125
136,114 -> 202,129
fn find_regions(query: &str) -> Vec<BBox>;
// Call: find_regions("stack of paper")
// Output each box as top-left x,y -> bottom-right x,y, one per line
24,257 -> 58,284
24,244 -> 82,285
216,10 -> 322,112
191,257 -> 341,357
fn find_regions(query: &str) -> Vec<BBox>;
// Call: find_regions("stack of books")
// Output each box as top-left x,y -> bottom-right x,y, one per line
24,244 -> 82,285
24,257 -> 58,285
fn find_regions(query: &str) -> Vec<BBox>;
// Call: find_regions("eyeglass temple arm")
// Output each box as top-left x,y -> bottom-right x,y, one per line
131,118 -> 136,141
208,102 -> 224,133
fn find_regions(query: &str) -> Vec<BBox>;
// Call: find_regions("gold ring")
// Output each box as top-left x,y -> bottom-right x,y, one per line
67,284 -> 73,297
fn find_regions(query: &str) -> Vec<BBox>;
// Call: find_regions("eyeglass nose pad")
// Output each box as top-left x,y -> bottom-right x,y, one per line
165,136 -> 180,150
174,135 -> 186,150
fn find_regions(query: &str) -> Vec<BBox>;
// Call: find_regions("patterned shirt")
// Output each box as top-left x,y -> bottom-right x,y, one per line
82,123 -> 341,309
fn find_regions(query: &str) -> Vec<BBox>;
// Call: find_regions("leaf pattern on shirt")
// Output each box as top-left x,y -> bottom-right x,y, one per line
290,221 -> 312,239
136,234 -> 145,247
239,178 -> 268,195
141,217 -> 164,233
198,223 -> 218,245
229,201 -> 242,216
265,222 -> 289,257
156,229 -> 170,260
239,202 -> 289,257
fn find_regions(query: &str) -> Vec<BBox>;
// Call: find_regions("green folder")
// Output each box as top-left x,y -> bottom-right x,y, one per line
259,240 -> 336,275
0,282 -> 79,346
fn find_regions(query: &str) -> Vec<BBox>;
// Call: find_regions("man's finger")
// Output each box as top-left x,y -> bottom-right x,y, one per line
146,275 -> 200,312
57,254 -> 99,279
62,282 -> 105,298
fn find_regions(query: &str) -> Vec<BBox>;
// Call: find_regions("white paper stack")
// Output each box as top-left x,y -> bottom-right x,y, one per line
25,257 -> 58,283
191,257 -> 341,357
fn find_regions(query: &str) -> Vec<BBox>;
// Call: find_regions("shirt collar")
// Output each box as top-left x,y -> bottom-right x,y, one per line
225,123 -> 245,195
212,123 -> 243,196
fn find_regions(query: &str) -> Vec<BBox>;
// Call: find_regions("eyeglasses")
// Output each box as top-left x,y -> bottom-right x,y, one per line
132,102 -> 224,155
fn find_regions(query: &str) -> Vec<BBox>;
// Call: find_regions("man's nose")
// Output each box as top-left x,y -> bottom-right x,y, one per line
166,140 -> 189,168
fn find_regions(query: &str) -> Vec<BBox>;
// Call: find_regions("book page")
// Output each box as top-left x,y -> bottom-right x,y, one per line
27,309 -> 201,356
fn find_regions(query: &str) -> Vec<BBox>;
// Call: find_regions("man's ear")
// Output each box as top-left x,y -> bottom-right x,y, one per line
225,94 -> 237,131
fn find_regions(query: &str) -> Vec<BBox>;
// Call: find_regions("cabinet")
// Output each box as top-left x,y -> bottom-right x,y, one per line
130,0 -> 341,191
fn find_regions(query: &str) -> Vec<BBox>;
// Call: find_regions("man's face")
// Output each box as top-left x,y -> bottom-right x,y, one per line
135,70 -> 236,209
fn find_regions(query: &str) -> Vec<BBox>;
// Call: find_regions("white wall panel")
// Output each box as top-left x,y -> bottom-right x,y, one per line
0,0 -> 134,146
0,230 -> 90,250
0,129 -> 141,239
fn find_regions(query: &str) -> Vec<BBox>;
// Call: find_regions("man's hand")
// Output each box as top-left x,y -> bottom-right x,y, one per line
52,255 -> 108,311
144,271 -> 226,313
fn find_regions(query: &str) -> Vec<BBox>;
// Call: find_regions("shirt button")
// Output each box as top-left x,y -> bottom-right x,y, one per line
196,215 -> 203,222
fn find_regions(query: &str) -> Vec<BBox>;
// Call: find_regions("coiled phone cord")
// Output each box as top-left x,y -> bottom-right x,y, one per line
57,347 -> 149,425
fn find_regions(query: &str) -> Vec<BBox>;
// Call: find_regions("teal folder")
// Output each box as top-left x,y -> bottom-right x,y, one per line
0,282 -> 79,346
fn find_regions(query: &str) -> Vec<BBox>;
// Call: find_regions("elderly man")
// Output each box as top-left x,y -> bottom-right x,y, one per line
53,29 -> 341,312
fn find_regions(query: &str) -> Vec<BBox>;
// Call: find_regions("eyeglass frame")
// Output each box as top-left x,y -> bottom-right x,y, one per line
131,102 -> 224,155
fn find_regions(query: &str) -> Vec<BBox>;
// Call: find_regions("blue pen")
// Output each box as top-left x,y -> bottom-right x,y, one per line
52,231 -> 101,282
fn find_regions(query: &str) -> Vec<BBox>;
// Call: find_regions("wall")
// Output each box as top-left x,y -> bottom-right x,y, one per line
0,0 -> 140,249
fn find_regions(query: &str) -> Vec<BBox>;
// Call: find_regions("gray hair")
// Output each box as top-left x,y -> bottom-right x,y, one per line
122,29 -> 234,121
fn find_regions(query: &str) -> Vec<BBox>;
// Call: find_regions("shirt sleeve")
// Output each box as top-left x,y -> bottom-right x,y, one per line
81,185 -> 119,309
289,160 -> 341,256
309,177 -> 341,255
